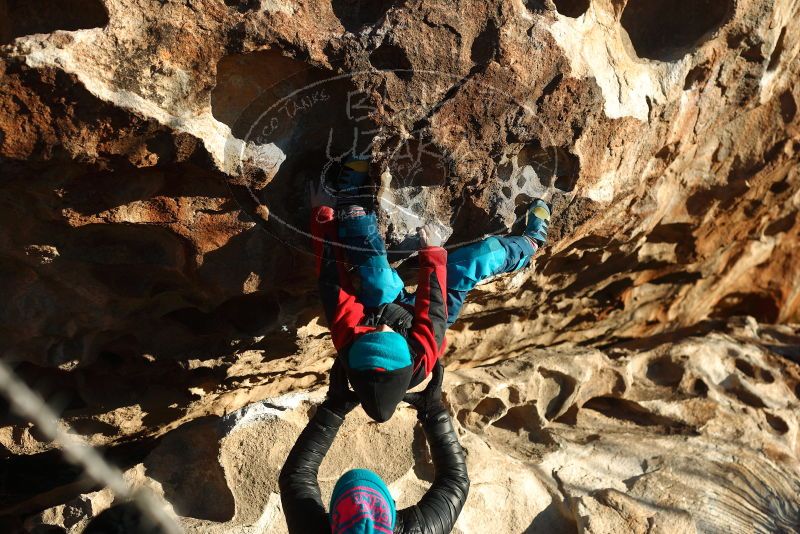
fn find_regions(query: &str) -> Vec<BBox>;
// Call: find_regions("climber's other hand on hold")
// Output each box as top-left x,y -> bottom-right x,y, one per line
322,358 -> 360,418
308,180 -> 336,209
403,360 -> 446,419
418,222 -> 446,248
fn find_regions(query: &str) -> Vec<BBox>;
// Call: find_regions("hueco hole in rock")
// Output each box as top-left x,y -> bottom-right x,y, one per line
1,0 -> 799,532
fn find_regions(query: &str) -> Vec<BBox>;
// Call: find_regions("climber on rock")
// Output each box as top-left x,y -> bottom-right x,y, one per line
310,156 -> 550,423
279,360 -> 469,534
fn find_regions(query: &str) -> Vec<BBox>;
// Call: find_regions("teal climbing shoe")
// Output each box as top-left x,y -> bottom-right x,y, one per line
337,156 -> 371,196
524,199 -> 551,247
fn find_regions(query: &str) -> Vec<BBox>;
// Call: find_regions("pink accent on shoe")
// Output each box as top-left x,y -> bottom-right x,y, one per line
340,206 -> 367,220
524,235 -> 540,253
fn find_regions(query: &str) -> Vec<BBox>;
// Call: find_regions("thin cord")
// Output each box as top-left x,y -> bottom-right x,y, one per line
0,361 -> 183,534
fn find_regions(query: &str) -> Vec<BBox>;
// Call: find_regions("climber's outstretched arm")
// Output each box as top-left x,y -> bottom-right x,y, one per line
310,185 -> 365,351
278,403 -> 343,534
403,408 -> 470,533
279,360 -> 359,533
407,223 -> 449,378
399,362 -> 470,533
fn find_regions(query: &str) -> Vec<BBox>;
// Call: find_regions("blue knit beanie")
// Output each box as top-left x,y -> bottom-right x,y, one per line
348,332 -> 412,371
330,469 -> 396,534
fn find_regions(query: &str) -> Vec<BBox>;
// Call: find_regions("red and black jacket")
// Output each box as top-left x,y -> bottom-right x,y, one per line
311,206 -> 448,386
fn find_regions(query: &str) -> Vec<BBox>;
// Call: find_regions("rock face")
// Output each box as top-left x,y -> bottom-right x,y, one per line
0,0 -> 799,532
21,319 -> 800,533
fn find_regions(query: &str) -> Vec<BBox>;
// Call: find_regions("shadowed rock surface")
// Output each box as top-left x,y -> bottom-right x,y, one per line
0,0 -> 799,532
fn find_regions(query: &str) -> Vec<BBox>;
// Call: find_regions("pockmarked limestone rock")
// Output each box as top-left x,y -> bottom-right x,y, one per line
21,321 -> 800,533
0,0 -> 799,532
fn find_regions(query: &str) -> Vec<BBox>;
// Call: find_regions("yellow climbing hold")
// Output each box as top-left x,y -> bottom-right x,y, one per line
533,205 -> 551,220
344,160 -> 369,173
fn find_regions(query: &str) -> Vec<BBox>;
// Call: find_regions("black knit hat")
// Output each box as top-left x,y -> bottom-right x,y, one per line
347,365 -> 413,423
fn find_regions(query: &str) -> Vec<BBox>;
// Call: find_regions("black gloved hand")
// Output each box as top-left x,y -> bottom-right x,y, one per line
321,358 -> 360,418
403,360 -> 445,419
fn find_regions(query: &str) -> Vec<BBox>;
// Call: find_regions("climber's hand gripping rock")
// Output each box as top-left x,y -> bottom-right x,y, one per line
403,360 -> 445,418
418,222 -> 446,248
322,358 -> 360,418
308,180 -> 336,210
